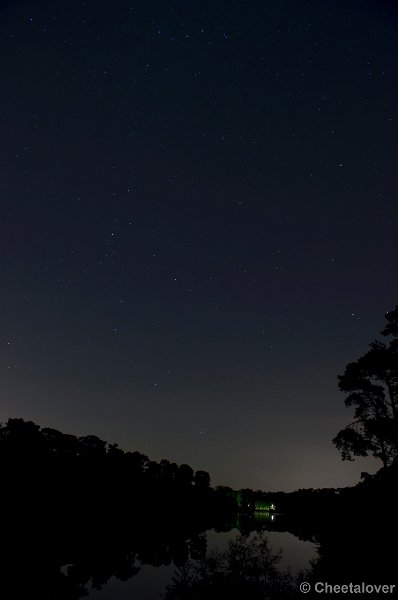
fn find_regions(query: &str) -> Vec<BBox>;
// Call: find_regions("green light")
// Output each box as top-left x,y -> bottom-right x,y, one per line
254,501 -> 276,512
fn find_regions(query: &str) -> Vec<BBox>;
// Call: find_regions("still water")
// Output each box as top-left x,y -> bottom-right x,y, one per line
89,526 -> 317,599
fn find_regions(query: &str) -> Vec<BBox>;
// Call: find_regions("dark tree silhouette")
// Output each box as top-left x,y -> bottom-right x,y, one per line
194,470 -> 211,489
333,306 -> 398,466
0,417 -> 241,599
164,531 -> 295,600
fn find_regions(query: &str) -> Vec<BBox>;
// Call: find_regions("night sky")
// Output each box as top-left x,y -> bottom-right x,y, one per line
2,0 -> 398,491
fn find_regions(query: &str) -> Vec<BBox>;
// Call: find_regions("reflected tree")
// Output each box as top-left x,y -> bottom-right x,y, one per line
164,532 -> 295,600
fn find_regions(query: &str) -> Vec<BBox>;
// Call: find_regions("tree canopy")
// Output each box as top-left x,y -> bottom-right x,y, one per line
333,306 -> 398,466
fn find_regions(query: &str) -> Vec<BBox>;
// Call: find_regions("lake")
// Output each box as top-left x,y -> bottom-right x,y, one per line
88,523 -> 317,599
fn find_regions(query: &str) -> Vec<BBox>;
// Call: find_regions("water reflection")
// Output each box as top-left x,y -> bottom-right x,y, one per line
88,528 -> 315,600
254,510 -> 275,522
163,531 -> 296,600
87,518 -> 317,600
3,498 -> 395,599
1,419 -> 395,598
4,506 -> 394,600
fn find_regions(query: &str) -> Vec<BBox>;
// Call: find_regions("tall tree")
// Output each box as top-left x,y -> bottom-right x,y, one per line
333,306 -> 398,466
